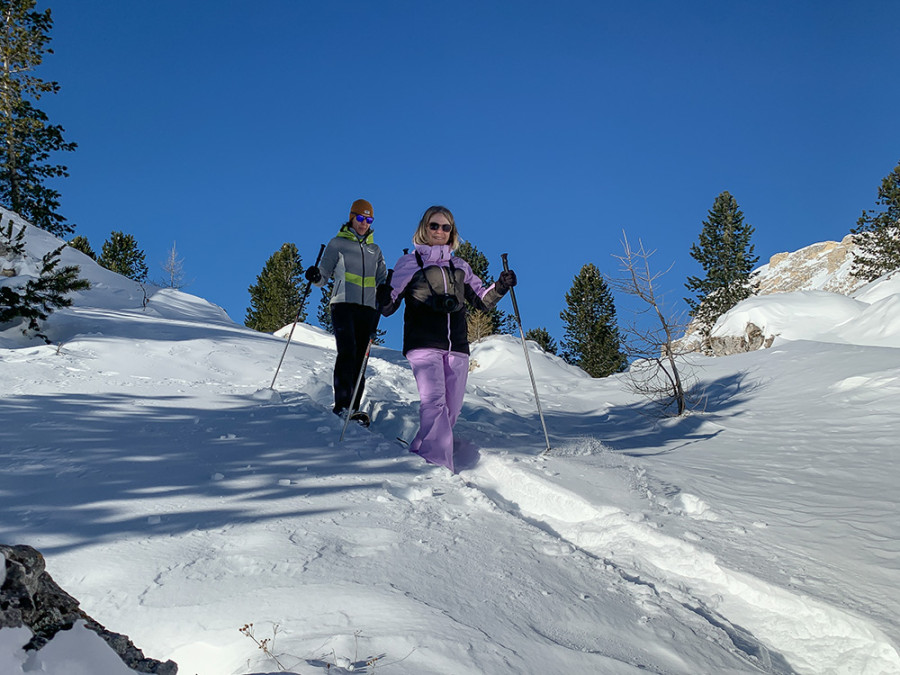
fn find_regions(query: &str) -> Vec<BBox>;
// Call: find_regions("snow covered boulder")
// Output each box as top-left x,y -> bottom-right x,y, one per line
707,321 -> 775,356
0,544 -> 177,674
705,270 -> 900,354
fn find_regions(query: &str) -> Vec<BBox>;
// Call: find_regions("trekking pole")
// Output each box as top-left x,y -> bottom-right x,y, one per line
340,269 -> 393,441
269,243 -> 326,390
501,253 -> 551,454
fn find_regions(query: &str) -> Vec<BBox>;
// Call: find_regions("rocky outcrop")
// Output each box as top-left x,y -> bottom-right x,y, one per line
751,234 -> 864,296
0,543 -> 177,674
707,322 -> 776,357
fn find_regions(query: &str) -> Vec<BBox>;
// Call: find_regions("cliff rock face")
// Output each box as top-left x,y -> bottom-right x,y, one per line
0,543 -> 178,674
751,234 -> 864,297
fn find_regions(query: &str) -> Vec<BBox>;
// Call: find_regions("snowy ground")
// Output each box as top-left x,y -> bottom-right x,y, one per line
2,217 -> 899,674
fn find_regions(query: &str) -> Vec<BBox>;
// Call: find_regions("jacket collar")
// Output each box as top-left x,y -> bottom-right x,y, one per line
338,223 -> 374,244
414,243 -> 452,263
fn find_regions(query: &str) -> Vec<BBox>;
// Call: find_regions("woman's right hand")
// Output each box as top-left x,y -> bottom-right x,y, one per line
376,283 -> 393,309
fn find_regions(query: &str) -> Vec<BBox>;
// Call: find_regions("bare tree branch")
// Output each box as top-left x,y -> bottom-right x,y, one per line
609,231 -> 704,416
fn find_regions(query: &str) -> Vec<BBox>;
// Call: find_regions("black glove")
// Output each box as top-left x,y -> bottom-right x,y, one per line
376,283 -> 393,309
496,269 -> 517,293
305,266 -> 322,283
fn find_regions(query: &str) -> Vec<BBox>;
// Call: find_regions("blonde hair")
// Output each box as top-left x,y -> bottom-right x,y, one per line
413,205 -> 460,251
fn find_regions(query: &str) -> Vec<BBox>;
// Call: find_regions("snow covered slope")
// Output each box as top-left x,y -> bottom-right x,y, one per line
2,218 -> 899,674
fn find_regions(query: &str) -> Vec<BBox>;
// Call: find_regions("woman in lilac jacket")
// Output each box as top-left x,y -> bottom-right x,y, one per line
377,205 -> 516,471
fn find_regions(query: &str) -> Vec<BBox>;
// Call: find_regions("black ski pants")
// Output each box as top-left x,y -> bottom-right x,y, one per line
330,303 -> 378,414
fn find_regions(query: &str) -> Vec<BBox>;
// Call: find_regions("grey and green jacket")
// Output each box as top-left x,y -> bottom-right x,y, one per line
315,223 -> 388,308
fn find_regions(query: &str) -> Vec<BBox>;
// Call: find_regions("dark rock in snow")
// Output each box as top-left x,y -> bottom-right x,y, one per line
0,543 -> 178,674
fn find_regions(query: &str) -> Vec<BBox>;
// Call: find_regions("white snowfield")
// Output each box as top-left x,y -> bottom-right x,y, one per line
1,214 -> 899,674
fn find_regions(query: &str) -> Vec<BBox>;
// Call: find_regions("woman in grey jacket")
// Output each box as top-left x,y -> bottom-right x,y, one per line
306,198 -> 387,425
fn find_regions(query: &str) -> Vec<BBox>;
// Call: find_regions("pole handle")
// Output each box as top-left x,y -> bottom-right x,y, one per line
500,252 -> 521,319
314,242 -> 326,266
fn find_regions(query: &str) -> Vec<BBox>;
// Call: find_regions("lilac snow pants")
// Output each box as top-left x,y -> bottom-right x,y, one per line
406,347 -> 469,471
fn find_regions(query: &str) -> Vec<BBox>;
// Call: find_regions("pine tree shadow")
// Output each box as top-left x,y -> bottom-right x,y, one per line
0,390 -> 419,555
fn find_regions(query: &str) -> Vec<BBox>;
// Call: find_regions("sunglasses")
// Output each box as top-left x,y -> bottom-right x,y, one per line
354,214 -> 374,224
428,222 -> 453,232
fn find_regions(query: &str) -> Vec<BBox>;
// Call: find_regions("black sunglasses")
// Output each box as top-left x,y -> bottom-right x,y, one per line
354,214 -> 374,224
428,222 -> 453,232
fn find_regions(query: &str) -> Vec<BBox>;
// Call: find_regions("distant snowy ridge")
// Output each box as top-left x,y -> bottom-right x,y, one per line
0,206 -> 234,346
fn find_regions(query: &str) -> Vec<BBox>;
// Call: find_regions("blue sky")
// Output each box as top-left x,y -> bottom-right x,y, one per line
40,1 -> 900,351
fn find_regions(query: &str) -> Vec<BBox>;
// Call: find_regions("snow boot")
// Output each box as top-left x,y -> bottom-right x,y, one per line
349,411 -> 370,427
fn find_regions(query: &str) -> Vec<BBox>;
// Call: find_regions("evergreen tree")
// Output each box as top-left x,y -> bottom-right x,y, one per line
98,230 -> 148,281
525,326 -> 558,355
67,235 -> 95,259
0,1 -> 76,236
850,159 -> 900,282
245,242 -> 306,333
684,191 -> 758,337
0,218 -> 89,341
560,263 -> 626,377
456,240 -> 491,281
454,239 -> 512,339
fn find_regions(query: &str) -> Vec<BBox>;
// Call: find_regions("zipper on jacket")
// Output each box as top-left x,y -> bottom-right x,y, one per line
359,239 -> 366,306
441,265 -> 453,351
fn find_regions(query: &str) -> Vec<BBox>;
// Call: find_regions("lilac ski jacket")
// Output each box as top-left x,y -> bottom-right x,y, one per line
381,244 -> 508,355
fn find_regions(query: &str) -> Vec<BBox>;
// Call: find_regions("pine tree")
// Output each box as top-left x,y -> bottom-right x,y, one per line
525,327 -> 557,354
456,240 -> 491,281
454,239 -> 512,339
67,235 -> 95,259
560,263 -> 626,377
850,160 -> 900,282
98,231 -> 148,281
684,191 -> 758,337
0,217 -> 89,341
245,242 -> 306,333
0,1 -> 76,236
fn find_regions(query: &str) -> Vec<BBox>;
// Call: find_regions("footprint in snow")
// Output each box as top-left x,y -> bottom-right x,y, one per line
534,540 -> 575,557
383,480 -> 433,502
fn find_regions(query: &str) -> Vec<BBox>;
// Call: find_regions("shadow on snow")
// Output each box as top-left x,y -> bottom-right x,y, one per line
0,391 -> 419,555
